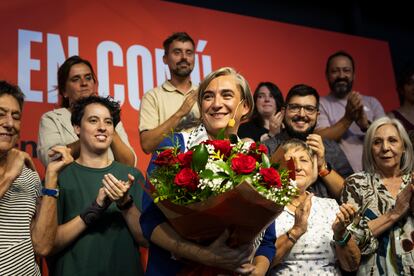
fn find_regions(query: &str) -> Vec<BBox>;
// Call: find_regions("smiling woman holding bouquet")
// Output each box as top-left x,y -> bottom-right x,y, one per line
140,67 -> 278,275
269,139 -> 361,275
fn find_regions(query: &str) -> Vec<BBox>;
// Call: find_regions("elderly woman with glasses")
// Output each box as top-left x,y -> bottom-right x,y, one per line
341,117 -> 414,275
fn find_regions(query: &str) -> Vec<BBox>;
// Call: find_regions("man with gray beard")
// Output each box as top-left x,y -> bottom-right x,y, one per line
315,51 -> 385,172
139,32 -> 199,153
264,84 -> 353,200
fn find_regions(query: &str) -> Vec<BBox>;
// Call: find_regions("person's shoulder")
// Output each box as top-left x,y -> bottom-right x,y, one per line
272,131 -> 290,143
238,121 -> 261,136
345,171 -> 370,184
319,93 -> 335,102
142,84 -> 164,99
322,137 -> 340,148
263,131 -> 288,148
57,162 -> 77,180
361,94 -> 382,105
112,161 -> 141,174
21,166 -> 41,182
41,107 -> 68,119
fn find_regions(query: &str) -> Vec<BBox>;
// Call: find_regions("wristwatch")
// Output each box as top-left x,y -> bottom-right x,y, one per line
318,162 -> 332,177
42,188 -> 59,198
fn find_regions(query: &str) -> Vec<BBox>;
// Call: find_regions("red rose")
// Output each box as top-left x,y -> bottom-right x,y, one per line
257,144 -> 268,155
177,151 -> 193,168
204,140 -> 232,158
174,168 -> 199,191
249,143 -> 268,161
231,154 -> 257,174
153,149 -> 176,166
259,167 -> 282,188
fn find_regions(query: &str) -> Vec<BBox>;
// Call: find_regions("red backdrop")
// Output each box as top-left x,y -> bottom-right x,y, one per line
0,0 -> 397,174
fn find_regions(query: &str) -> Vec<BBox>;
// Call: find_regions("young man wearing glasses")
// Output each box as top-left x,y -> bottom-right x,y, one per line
264,84 -> 353,200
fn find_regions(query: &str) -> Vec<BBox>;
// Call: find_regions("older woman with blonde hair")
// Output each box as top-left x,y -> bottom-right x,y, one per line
341,116 -> 414,275
141,67 -> 274,276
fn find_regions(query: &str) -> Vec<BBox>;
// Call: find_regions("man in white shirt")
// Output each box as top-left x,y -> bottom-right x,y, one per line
316,51 -> 385,172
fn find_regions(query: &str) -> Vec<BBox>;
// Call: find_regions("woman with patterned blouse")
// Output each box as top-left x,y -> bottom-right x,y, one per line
341,117 -> 414,275
269,139 -> 360,275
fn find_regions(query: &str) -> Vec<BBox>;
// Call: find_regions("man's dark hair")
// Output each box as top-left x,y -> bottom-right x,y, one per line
0,80 -> 25,110
58,55 -> 97,108
251,82 -> 284,128
71,95 -> 121,127
397,63 -> 414,104
325,50 -> 355,76
163,32 -> 195,55
285,84 -> 320,108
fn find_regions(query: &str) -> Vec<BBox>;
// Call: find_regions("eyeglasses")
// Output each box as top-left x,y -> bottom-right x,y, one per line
286,104 -> 318,115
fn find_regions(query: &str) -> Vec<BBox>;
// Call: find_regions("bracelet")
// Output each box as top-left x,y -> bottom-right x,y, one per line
117,195 -> 134,210
79,200 -> 108,227
286,230 -> 297,243
41,187 -> 59,198
318,162 -> 332,177
333,230 -> 351,247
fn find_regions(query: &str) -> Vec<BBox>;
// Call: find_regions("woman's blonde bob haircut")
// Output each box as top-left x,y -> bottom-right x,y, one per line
197,67 -> 254,121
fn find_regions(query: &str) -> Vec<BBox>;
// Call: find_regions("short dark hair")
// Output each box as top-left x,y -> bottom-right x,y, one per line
325,50 -> 355,75
58,56 -> 97,108
397,63 -> 414,104
251,82 -> 284,127
71,95 -> 121,128
285,84 -> 320,108
0,80 -> 25,110
163,32 -> 195,55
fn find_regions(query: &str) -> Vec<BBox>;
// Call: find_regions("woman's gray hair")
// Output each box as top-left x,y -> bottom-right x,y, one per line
281,138 -> 316,164
363,117 -> 414,174
197,67 -> 254,121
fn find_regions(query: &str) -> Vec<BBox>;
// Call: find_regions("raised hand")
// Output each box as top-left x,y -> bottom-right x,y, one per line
393,182 -> 413,218
292,193 -> 313,236
46,146 -> 73,172
306,134 -> 326,171
44,145 -> 73,188
268,110 -> 284,137
177,89 -> 197,117
102,173 -> 133,204
355,105 -> 370,131
332,203 -> 357,239
344,91 -> 364,122
3,148 -> 35,181
95,187 -> 109,207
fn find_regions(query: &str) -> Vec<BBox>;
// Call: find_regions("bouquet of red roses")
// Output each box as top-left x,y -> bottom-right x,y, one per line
148,136 -> 297,246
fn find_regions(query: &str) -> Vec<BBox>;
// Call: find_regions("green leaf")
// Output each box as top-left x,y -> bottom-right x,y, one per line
216,128 -> 226,140
192,144 -> 209,172
262,153 -> 270,168
215,160 -> 231,174
199,169 -> 214,179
